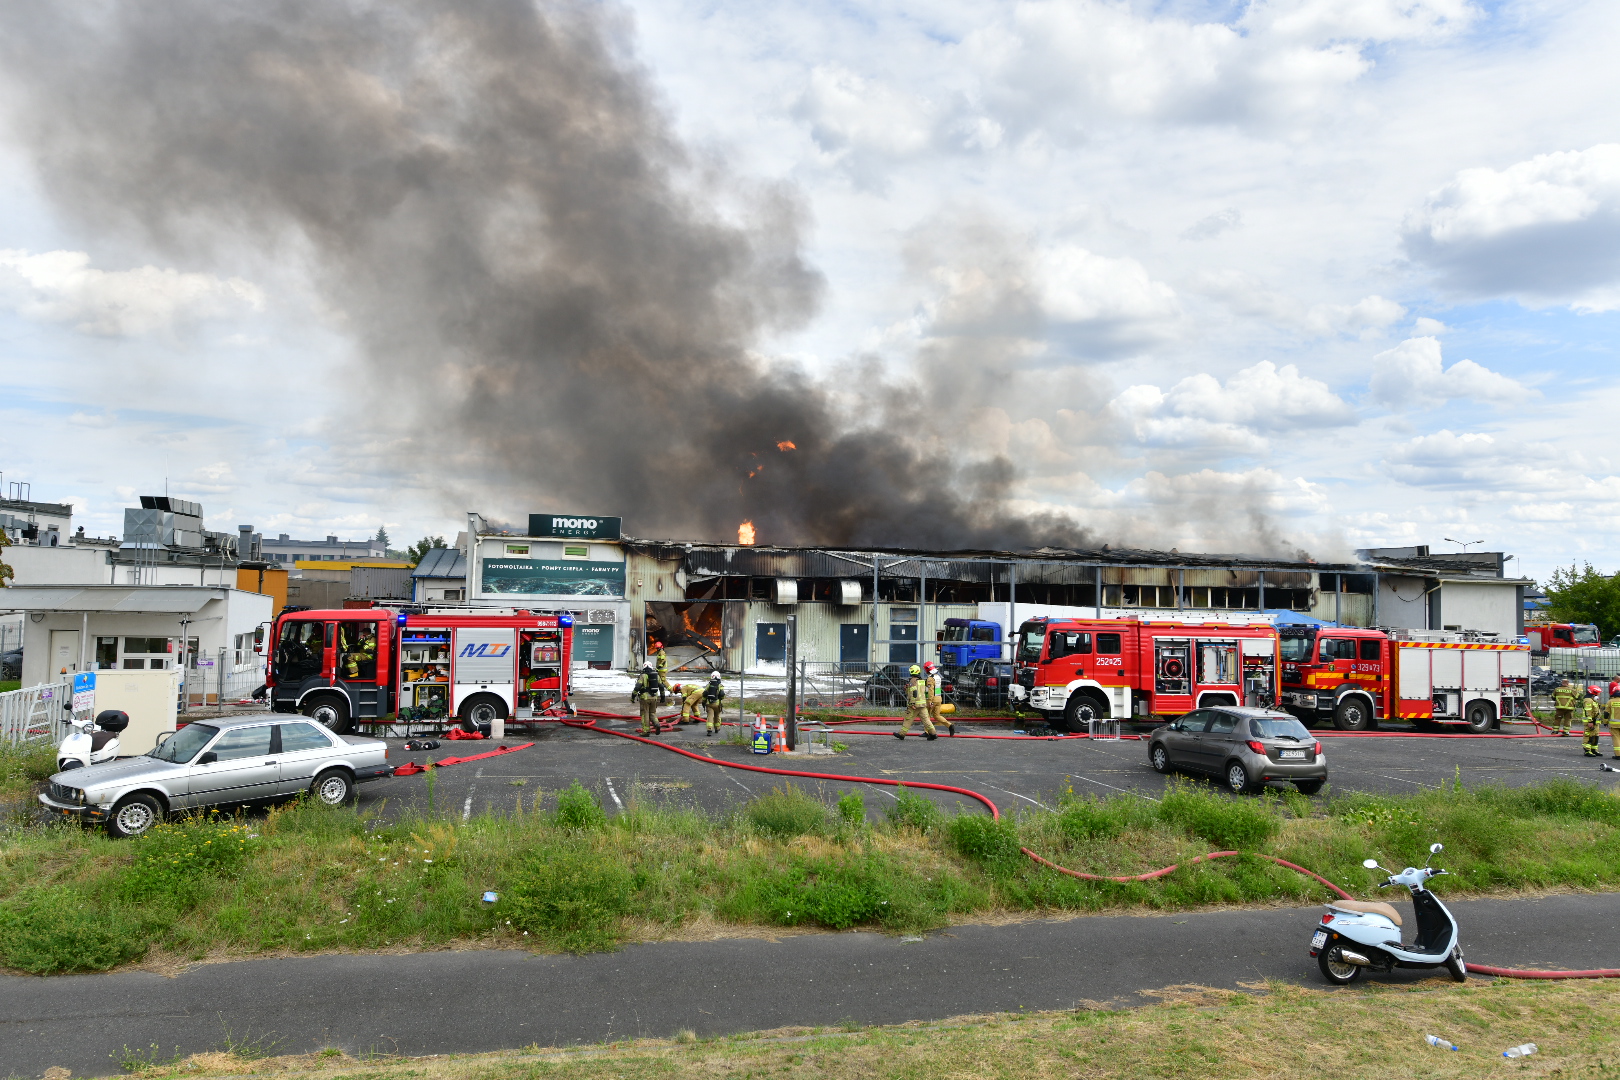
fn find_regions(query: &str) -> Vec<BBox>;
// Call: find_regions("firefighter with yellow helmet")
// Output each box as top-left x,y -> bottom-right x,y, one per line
631,665 -> 661,736
896,664 -> 937,740
1552,679 -> 1575,735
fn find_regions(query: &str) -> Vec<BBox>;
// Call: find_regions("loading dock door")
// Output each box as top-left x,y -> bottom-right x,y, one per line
755,623 -> 787,663
840,624 -> 869,672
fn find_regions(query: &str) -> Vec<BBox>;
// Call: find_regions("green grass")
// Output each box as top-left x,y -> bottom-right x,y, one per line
4,776 -> 1620,975
0,679 -> 21,694
0,739 -> 56,799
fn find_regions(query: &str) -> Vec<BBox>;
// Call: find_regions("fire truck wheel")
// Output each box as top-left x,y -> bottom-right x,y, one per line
301,695 -> 352,735
1464,700 -> 1496,733
1332,697 -> 1374,731
458,695 -> 507,733
1061,691 -> 1108,734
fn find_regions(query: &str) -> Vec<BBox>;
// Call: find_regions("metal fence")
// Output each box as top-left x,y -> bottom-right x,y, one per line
793,661 -> 878,709
181,652 -> 266,709
0,677 -> 72,746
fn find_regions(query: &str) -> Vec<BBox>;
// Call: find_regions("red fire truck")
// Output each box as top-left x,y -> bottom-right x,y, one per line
265,608 -> 573,734
1278,625 -> 1529,732
1526,622 -> 1600,655
1011,617 -> 1280,730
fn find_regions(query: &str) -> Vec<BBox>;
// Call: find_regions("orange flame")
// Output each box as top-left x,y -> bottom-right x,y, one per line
777,440 -> 796,451
738,520 -> 756,546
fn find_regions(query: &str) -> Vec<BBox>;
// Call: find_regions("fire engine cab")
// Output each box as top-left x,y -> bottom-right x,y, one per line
1012,617 -> 1280,730
265,608 -> 573,734
1279,625 -> 1528,732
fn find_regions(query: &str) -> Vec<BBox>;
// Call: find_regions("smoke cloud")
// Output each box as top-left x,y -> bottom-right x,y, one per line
0,0 -> 1094,551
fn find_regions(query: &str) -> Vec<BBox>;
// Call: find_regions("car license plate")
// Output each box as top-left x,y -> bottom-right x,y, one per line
1311,930 -> 1328,949
1280,749 -> 1306,759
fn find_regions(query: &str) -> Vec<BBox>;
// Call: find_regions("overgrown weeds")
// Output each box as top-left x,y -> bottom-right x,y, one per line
3,776 -> 1617,974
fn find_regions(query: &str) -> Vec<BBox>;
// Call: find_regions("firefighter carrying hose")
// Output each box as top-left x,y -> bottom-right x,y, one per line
702,671 -> 727,736
922,660 -> 955,736
632,665 -> 661,736
1552,679 -> 1575,735
676,681 -> 705,725
896,664 -> 937,741
1585,685 -> 1606,758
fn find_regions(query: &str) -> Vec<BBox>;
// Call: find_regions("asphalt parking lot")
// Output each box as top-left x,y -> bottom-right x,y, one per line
351,704 -> 1620,823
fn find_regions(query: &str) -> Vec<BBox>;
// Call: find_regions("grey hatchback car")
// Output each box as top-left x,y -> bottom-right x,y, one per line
1147,706 -> 1325,794
38,715 -> 391,838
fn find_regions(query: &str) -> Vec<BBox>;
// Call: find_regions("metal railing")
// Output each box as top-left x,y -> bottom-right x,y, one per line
0,677 -> 71,746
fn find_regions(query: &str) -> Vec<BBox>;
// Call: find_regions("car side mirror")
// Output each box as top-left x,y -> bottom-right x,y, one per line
1362,859 -> 1379,869
197,751 -> 218,765
1430,843 -> 1443,854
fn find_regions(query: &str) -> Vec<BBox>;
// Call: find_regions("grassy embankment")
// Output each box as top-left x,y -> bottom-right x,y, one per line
114,978 -> 1620,1079
3,757 -> 1619,976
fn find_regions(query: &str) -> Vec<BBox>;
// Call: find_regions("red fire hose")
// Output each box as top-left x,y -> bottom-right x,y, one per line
394,709 -> 1617,979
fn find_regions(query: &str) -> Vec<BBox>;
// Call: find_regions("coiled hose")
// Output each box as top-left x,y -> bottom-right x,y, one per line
553,710 -> 1616,979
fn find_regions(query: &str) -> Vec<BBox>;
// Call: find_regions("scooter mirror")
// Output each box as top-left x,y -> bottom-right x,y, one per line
1362,859 -> 1379,869
1430,843 -> 1443,854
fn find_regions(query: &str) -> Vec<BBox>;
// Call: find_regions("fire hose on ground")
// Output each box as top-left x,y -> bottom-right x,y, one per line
388,710 -> 1620,979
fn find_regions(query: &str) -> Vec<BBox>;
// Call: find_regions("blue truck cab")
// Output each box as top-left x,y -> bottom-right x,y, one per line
939,619 -> 1002,670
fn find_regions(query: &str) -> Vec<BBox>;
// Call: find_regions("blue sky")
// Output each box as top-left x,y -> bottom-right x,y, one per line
1,0 -> 1617,583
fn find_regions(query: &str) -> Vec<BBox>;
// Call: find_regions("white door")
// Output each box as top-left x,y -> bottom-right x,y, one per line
1463,650 -> 1498,690
1430,648 -> 1463,690
49,630 -> 82,674
1397,646 -> 1430,700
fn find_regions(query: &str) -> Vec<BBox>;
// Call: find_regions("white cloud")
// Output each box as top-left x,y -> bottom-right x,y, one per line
1188,270 -> 1403,338
966,0 -> 1477,137
1368,337 -> 1525,411
796,65 -> 938,179
1182,208 -> 1242,241
1106,360 -> 1353,450
1034,245 -> 1178,326
0,249 -> 263,336
1402,144 -> 1620,307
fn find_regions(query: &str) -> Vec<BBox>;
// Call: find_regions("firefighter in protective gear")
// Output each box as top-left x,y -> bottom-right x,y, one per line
922,660 -> 955,736
1552,680 -> 1575,735
343,625 -> 377,679
1584,686 -> 1606,757
632,665 -> 661,736
1606,690 -> 1620,760
896,665 -> 936,740
702,672 -> 727,736
653,642 -> 672,703
677,681 -> 705,724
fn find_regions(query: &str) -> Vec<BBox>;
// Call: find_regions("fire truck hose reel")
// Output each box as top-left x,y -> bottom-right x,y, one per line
550,712 -> 1617,980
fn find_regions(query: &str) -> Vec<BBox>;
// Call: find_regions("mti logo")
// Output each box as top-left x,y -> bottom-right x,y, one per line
459,643 -> 512,659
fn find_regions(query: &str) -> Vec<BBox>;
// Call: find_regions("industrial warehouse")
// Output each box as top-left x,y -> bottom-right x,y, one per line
426,512 -> 1531,675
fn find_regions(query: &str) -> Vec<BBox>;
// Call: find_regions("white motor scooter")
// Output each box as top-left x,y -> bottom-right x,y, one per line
1309,842 -> 1467,984
56,709 -> 129,772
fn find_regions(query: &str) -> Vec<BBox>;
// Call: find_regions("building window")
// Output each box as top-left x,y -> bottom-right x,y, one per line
563,545 -> 588,558
95,637 -> 118,670
121,636 -> 174,670
505,544 -> 531,555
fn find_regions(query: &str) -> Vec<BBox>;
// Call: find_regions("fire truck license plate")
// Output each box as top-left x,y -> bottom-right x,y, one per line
1280,749 -> 1305,759
1311,930 -> 1327,950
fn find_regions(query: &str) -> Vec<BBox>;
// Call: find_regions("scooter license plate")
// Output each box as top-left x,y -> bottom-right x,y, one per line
1280,749 -> 1306,759
1310,930 -> 1328,949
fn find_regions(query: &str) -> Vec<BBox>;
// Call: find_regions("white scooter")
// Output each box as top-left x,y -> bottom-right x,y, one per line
56,709 -> 129,772
1309,842 -> 1467,984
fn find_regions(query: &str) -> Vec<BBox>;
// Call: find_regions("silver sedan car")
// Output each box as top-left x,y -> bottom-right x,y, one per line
1147,706 -> 1326,795
38,715 -> 391,838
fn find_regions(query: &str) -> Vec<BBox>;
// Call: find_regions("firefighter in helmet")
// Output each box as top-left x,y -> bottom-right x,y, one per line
922,659 -> 955,736
1605,685 -> 1620,760
652,641 -> 672,703
1584,685 -> 1606,758
676,681 -> 705,725
632,664 -> 661,736
1552,678 -> 1575,735
343,624 -> 378,680
896,664 -> 936,740
702,671 -> 727,736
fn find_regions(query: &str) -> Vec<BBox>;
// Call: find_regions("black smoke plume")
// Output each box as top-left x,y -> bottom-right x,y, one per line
0,0 -> 1089,549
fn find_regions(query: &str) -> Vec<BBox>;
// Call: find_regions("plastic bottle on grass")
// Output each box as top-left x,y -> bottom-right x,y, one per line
1502,1044 -> 1537,1058
1425,1035 -> 1459,1051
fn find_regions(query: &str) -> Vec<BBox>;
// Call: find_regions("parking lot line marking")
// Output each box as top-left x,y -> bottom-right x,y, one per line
1071,773 -> 1161,802
462,793 -> 474,821
604,776 -> 625,809
974,780 -> 1054,812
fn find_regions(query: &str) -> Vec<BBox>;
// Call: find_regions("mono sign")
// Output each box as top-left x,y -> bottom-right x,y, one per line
529,514 -> 621,540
